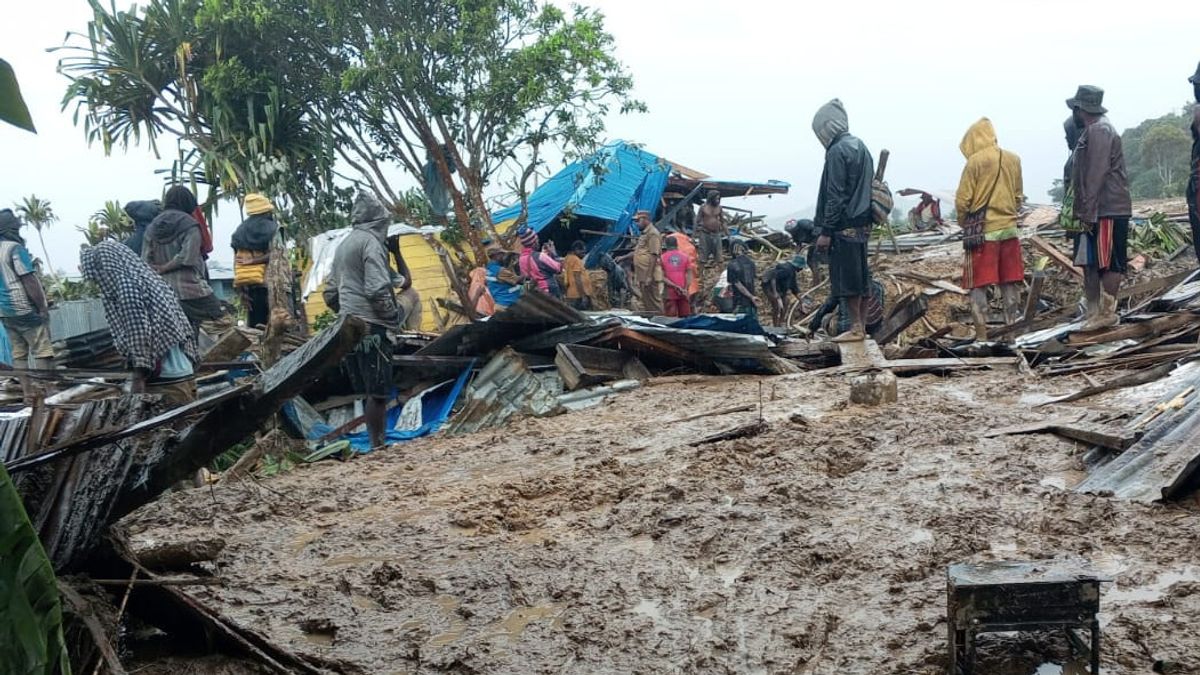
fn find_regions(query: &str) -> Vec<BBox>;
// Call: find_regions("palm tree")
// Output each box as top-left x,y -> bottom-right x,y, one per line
80,200 -> 132,245
15,195 -> 57,276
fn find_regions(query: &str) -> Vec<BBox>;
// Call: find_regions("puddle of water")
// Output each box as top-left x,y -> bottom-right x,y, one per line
302,631 -> 334,647
427,595 -> 468,647
714,563 -> 743,588
1106,566 -> 1200,605
632,598 -> 663,622
290,528 -> 325,554
485,604 -> 564,641
989,541 -> 1019,554
350,594 -> 381,610
908,528 -> 933,544
324,554 -> 392,567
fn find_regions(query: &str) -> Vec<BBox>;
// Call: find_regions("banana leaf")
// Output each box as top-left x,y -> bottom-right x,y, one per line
0,464 -> 71,674
0,58 -> 36,133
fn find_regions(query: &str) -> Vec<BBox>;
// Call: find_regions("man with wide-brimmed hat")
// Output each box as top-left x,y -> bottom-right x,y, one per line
1068,85 -> 1131,331
1188,63 -> 1200,264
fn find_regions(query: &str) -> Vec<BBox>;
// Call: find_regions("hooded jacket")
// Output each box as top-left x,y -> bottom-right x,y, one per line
955,118 -> 1024,239
812,100 -> 874,237
324,193 -> 400,327
0,209 -> 23,245
142,204 -> 212,301
1071,116 -> 1132,223
123,200 -> 161,255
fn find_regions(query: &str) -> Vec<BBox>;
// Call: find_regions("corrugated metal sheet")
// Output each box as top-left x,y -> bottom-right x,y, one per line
416,292 -> 588,357
49,299 -> 108,341
612,323 -> 799,375
1075,363 -> 1200,502
445,348 -> 561,434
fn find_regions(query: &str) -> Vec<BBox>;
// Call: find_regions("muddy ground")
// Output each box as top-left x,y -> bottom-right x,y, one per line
119,364 -> 1200,675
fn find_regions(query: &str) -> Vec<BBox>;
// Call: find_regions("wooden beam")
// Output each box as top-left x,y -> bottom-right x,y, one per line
1023,274 -> 1045,323
1066,313 -> 1198,345
1029,235 -> 1083,279
875,294 -> 928,345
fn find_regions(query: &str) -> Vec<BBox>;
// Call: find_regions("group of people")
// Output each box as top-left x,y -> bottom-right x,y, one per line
0,186 -> 283,404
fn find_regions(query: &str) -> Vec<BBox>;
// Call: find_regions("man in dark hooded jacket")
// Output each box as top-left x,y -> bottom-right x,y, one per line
324,192 -> 401,450
143,186 -> 225,333
123,200 -> 161,256
811,99 -> 875,342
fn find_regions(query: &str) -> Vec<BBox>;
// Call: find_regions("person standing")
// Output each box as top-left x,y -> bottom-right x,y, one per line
323,192 -> 401,451
231,192 -> 279,328
562,241 -> 594,311
726,240 -> 759,317
660,236 -> 694,317
619,210 -> 663,313
517,227 -> 563,298
598,253 -> 629,309
122,199 -> 161,256
1188,62 -> 1200,264
696,190 -> 727,265
811,99 -> 875,342
1068,85 -> 1132,331
0,208 -> 52,402
80,240 -> 198,404
665,231 -> 702,308
956,118 -> 1025,341
143,186 -> 225,334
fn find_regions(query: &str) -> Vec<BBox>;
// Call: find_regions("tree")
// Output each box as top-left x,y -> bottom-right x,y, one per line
1120,105 -> 1195,199
79,200 -> 133,245
1048,179 -> 1065,204
1141,123 -> 1190,197
15,195 -> 57,275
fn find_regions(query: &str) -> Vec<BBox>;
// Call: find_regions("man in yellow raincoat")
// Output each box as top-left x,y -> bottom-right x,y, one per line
956,118 -> 1025,342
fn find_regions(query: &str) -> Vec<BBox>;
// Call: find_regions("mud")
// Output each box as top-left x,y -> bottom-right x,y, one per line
121,370 -> 1200,674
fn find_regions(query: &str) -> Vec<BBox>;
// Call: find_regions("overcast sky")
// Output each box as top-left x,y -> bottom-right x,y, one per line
2,0 -> 1197,273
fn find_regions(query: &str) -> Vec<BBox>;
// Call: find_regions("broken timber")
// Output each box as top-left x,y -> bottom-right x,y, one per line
1029,235 -> 1083,279
555,343 -> 651,391
983,417 -> 1142,452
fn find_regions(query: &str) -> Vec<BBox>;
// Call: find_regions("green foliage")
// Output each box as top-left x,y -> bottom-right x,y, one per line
1129,212 -> 1191,258
45,277 -> 100,303
0,58 -> 36,132
78,201 -> 133,246
1120,106 -> 1195,199
310,309 -> 337,332
0,464 -> 72,675
1048,178 -> 1065,204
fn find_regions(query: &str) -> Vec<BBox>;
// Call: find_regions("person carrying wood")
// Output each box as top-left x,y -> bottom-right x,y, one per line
231,192 -> 278,328
1188,62 -> 1200,265
696,190 -> 727,266
811,98 -> 875,342
323,191 -> 402,451
1068,85 -> 1132,331
955,117 -> 1025,342
80,240 -> 198,403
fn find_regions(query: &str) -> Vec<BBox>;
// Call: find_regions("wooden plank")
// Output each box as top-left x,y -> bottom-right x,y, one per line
821,356 -> 1019,376
1067,313 -> 1198,345
875,293 -> 928,345
1052,422 -> 1142,452
1030,235 -> 1083,279
1023,274 -> 1045,323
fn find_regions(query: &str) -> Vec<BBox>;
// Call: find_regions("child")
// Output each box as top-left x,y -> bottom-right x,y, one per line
660,237 -> 694,317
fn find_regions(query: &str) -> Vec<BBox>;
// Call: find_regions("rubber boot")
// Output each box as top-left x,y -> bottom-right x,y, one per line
969,289 -> 989,342
1081,293 -> 1119,331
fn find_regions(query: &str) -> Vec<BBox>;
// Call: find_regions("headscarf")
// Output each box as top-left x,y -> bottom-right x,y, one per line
812,99 -> 850,149
148,186 -> 202,243
243,193 -> 274,215
0,209 -> 24,244
79,240 -> 197,371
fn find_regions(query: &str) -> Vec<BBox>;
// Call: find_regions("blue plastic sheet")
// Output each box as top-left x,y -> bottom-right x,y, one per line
307,363 -> 475,453
667,314 -> 766,336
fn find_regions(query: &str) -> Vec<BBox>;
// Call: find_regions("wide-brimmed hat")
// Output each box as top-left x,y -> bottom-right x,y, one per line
1190,61 -> 1200,84
1066,85 -> 1107,115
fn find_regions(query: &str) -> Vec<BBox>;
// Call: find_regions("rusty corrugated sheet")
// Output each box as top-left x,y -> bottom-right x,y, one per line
1075,365 -> 1200,502
49,299 -> 108,340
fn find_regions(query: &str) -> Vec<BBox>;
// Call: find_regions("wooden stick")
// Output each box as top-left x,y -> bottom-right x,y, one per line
668,403 -> 755,425
1030,235 -> 1084,278
89,577 -> 224,587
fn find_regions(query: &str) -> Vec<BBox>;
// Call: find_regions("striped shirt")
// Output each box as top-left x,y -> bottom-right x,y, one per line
0,241 -> 36,317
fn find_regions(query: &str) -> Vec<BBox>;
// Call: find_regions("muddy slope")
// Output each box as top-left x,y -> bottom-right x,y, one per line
122,371 -> 1200,674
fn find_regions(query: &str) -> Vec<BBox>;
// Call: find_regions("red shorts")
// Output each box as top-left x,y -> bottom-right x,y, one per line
665,289 -> 691,317
963,238 -> 1024,289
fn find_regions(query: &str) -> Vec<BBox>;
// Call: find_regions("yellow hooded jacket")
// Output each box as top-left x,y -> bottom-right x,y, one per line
955,118 -> 1024,241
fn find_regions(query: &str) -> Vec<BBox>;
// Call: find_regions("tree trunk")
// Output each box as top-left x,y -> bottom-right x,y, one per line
36,229 -> 54,278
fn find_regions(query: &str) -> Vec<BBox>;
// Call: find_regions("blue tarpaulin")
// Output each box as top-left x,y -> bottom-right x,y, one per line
668,314 -> 766,336
306,363 -> 475,453
490,141 -> 671,264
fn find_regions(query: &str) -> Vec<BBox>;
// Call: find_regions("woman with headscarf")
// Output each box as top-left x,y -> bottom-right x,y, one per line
143,186 -> 225,332
517,227 -> 562,298
231,192 -> 279,327
81,240 -> 198,402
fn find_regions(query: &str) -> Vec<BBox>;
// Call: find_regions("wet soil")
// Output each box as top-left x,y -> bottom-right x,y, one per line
121,369 -> 1200,674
